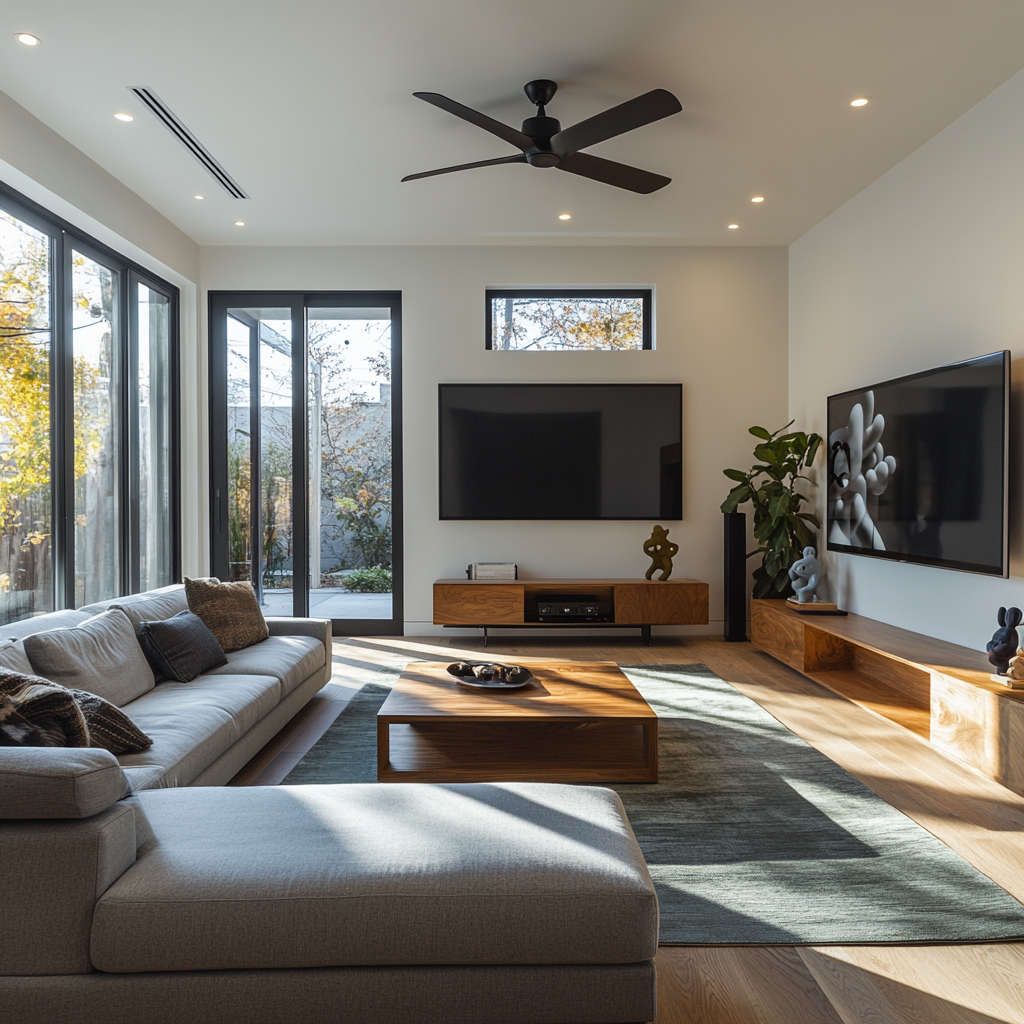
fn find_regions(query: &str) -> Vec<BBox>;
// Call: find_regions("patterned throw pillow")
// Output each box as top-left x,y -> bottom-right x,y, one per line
0,671 -> 89,747
0,693 -> 60,746
184,577 -> 269,653
138,610 -> 228,682
66,688 -> 151,754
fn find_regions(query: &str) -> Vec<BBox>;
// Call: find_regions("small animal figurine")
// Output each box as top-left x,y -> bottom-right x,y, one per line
788,546 -> 821,604
643,525 -> 679,581
1006,649 -> 1024,682
986,606 -> 1022,675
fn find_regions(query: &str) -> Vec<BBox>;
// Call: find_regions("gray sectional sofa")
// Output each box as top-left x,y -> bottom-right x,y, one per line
0,583 -> 332,790
0,585 -> 659,1024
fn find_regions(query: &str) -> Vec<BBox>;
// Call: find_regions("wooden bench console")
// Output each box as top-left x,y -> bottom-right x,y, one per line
751,598 -> 1024,796
434,577 -> 709,645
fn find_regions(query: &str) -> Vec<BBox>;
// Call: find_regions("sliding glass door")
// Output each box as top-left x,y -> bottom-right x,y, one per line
0,184 -> 179,626
209,292 -> 402,634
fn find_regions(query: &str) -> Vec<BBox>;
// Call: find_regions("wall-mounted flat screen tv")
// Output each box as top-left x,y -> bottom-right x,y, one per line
826,350 -> 1009,577
439,383 -> 682,520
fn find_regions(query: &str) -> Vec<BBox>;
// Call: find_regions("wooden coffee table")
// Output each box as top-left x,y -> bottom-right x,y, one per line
376,661 -> 657,784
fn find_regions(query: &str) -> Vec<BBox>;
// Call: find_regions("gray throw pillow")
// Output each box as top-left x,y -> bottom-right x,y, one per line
22,608 -> 155,707
0,639 -> 35,676
138,611 -> 228,682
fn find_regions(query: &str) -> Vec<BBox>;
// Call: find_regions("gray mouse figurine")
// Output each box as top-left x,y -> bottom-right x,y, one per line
986,606 -> 1022,675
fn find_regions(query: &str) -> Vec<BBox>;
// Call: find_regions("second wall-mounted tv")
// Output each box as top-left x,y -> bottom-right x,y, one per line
827,350 -> 1009,577
439,383 -> 682,520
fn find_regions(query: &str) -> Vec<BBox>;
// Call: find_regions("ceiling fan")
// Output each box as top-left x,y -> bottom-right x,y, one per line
402,80 -> 682,194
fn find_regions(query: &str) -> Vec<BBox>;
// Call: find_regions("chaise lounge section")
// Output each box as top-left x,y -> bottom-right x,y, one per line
1,750 -> 659,1023
0,584 -> 660,1023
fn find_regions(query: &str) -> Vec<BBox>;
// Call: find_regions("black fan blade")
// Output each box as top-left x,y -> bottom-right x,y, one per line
551,89 -> 681,158
556,152 -> 671,194
413,93 -> 534,152
402,154 -> 527,182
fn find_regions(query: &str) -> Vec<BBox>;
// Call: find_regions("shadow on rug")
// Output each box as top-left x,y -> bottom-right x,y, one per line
283,662 -> 1024,944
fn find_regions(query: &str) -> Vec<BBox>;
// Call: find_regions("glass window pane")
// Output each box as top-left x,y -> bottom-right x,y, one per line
0,211 -> 53,623
73,250 -> 120,606
226,315 -> 251,583
137,283 -> 172,591
308,310 -> 392,619
490,294 -> 646,350
258,318 -> 292,614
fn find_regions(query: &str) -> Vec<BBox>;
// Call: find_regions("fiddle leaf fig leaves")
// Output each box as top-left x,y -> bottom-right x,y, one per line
720,421 -> 823,599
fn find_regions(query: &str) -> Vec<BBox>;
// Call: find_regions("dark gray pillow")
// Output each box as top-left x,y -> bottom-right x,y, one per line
137,611 -> 228,682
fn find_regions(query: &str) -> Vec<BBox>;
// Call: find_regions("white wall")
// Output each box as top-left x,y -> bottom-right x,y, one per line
201,244 -> 788,634
790,69 -> 1024,649
0,88 -> 207,578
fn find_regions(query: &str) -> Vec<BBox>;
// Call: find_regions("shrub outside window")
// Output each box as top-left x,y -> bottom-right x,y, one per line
486,289 -> 653,351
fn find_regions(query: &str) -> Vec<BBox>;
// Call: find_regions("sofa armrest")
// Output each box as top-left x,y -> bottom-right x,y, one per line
264,617 -> 332,683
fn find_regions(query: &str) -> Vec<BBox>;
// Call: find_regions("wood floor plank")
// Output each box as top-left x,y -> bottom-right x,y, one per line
655,946 -> 843,1024
798,943 -> 1024,1024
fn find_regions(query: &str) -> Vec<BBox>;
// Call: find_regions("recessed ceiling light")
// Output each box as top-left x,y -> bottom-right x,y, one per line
114,112 -> 134,122
728,223 -> 739,230
234,220 -> 246,227
15,32 -> 40,46
850,97 -> 869,107
193,195 -> 205,200
751,196 -> 764,203
558,213 -> 571,220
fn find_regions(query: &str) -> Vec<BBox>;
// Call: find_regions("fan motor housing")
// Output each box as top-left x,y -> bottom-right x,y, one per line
521,115 -> 560,140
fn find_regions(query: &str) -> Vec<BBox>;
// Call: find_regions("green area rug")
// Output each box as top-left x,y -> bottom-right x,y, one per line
283,662 -> 1024,944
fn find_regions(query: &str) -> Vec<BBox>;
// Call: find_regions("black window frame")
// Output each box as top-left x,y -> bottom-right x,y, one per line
208,290 -> 404,637
484,288 -> 653,350
0,179 -> 181,613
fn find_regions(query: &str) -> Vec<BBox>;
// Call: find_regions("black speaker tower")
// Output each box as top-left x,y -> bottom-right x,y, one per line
723,511 -> 748,642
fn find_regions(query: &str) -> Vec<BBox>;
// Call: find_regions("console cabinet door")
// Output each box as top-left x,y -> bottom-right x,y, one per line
615,584 -> 708,625
433,585 -> 524,624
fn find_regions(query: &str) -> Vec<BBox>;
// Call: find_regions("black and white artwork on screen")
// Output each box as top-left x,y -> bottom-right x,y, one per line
826,350 -> 1008,577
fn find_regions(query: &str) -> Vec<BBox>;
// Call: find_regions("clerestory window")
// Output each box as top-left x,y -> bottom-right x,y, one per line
485,288 -> 653,351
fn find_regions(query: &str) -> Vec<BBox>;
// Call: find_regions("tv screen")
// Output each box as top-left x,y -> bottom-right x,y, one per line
826,350 -> 1009,576
439,383 -> 682,520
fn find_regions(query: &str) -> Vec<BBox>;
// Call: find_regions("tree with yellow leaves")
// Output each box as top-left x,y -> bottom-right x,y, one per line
0,215 -> 101,543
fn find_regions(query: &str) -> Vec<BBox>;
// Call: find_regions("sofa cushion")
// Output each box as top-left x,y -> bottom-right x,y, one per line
200,635 -> 325,698
0,746 -> 129,818
0,671 -> 90,747
90,782 -> 659,973
83,583 -> 189,626
0,639 -> 35,675
22,609 -> 155,707
138,611 -> 228,682
116,674 -> 281,789
3,609 -> 92,640
185,577 -> 269,653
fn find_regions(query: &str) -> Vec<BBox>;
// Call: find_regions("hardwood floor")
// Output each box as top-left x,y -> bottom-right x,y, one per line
231,632 -> 1024,1024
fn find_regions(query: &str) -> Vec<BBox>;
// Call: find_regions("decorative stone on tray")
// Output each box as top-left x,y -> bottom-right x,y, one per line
446,662 -> 534,690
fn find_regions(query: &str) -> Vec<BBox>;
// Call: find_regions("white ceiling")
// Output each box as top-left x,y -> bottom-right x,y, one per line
3,0 -> 1024,247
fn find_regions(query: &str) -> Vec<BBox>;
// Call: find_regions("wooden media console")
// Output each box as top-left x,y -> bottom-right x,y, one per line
751,599 -> 1024,796
433,577 -> 709,645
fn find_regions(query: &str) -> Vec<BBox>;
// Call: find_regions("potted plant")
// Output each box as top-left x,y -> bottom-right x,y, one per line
721,422 -> 822,599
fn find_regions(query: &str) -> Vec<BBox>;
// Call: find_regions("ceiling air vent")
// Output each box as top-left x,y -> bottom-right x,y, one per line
130,87 -> 249,199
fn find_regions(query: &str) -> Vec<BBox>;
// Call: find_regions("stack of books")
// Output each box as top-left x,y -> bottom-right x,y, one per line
467,562 -> 518,580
